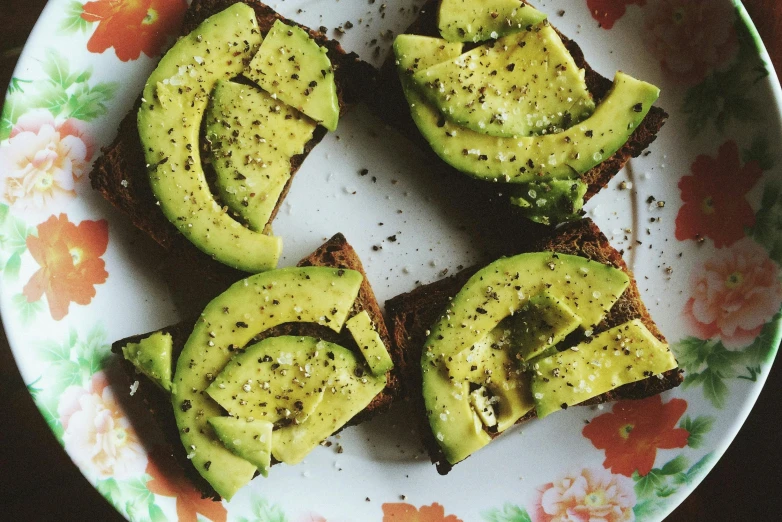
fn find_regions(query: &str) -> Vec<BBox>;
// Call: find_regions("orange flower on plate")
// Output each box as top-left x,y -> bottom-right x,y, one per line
583,395 -> 689,477
382,502 -> 463,522
675,141 -> 762,248
81,0 -> 187,62
145,449 -> 227,522
586,0 -> 647,30
23,214 -> 109,320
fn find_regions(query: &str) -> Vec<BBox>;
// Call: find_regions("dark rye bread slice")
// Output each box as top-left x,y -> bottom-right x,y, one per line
111,233 -> 400,499
385,218 -> 683,474
90,0 -> 375,285
368,0 -> 668,203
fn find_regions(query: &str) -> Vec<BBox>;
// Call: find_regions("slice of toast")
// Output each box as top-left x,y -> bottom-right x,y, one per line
385,218 -> 683,474
89,0 -> 375,285
112,233 -> 400,499
368,0 -> 668,204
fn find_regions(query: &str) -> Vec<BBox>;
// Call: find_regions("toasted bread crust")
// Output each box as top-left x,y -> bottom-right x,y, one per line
89,0 -> 375,283
367,0 -> 668,204
385,218 -> 683,474
112,233 -> 398,498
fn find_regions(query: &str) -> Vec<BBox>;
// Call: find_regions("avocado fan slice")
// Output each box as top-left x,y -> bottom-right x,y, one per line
172,266 -> 363,500
137,3 -> 282,273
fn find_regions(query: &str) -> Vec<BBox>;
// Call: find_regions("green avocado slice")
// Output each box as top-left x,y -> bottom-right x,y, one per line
172,266 -> 363,500
345,310 -> 394,376
401,70 -> 660,183
438,0 -> 547,43
422,252 -> 629,465
411,25 -> 594,137
393,35 -> 464,72
270,337 -> 386,464
206,336 -> 327,425
446,326 -> 534,432
245,20 -> 339,131
208,417 -> 273,477
531,319 -> 678,418
205,80 -> 316,232
137,3 -> 282,273
120,331 -> 173,392
510,291 -> 583,361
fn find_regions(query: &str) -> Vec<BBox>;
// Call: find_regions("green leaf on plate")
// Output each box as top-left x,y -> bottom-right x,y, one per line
660,455 -> 689,476
655,484 -> 677,498
680,415 -> 715,449
0,89 -> 32,141
633,498 -> 664,521
482,503 -> 532,522
40,49 -> 76,89
148,503 -> 167,522
701,367 -> 730,409
751,183 -> 782,264
96,479 -> 122,503
12,293 -> 44,325
672,337 -> 714,373
682,17 -> 768,138
741,314 -> 781,367
673,452 -> 715,486
65,81 -> 119,121
34,81 -> 70,118
634,469 -> 665,499
60,1 -> 91,34
3,251 -> 21,281
239,496 -> 289,522
39,338 -> 72,364
743,136 -> 775,170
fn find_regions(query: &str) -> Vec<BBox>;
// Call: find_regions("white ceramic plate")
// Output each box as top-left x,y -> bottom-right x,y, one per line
3,1 -> 781,520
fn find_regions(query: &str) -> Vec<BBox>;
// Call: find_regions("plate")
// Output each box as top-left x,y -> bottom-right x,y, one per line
2,1 -> 781,520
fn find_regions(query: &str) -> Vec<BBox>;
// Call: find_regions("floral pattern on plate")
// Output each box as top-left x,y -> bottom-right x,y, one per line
2,0 -> 781,521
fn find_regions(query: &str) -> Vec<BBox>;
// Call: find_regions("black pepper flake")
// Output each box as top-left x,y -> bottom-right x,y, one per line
506,63 -> 516,72
387,234 -> 397,242
236,321 -> 249,328
476,307 -> 488,314
204,461 -> 212,470
359,168 -> 369,176
632,103 -> 644,113
180,400 -> 192,412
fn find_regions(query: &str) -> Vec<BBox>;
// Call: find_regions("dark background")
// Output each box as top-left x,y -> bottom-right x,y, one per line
1,1 -> 781,520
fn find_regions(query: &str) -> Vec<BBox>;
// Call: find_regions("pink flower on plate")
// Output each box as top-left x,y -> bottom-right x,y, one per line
643,0 -> 738,84
0,109 -> 93,210
532,467 -> 636,522
58,371 -> 147,480
685,238 -> 782,349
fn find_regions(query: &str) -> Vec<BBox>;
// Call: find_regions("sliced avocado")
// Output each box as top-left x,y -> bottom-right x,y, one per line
137,3 -> 282,273
509,178 -> 588,226
393,35 -> 464,72
205,80 -> 316,232
345,310 -> 394,375
470,386 -> 498,428
422,252 -> 629,464
531,319 -> 678,418
510,291 -> 583,361
446,326 -> 534,432
271,338 -> 386,464
121,331 -> 173,392
206,336 -> 327,425
208,417 -> 273,477
411,25 -> 594,137
172,266 -> 363,500
401,70 -> 660,183
246,20 -> 339,131
438,0 -> 547,43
